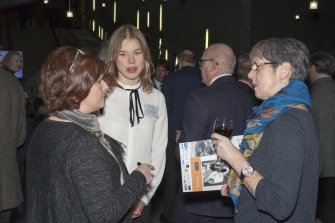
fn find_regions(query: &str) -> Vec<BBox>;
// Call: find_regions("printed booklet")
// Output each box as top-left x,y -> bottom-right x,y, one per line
179,136 -> 243,192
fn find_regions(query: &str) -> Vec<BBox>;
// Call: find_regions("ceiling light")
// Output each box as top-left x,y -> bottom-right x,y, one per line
310,0 -> 318,10
67,0 -> 73,18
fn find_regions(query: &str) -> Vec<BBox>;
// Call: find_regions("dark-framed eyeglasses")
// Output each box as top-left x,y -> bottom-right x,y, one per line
199,58 -> 215,67
250,62 -> 277,72
70,49 -> 85,72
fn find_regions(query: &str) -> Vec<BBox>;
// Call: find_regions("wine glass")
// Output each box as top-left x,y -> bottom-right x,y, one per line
210,118 -> 233,172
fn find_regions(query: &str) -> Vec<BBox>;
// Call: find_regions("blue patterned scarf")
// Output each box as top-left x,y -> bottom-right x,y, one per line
227,80 -> 311,210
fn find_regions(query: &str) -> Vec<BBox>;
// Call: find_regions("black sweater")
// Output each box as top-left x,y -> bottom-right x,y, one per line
26,119 -> 147,223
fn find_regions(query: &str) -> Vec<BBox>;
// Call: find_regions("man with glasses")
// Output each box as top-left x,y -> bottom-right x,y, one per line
173,43 -> 256,223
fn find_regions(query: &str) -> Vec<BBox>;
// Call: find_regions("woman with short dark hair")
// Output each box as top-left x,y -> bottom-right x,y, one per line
26,46 -> 154,223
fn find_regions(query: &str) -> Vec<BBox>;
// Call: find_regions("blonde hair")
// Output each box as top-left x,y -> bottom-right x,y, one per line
100,25 -> 153,92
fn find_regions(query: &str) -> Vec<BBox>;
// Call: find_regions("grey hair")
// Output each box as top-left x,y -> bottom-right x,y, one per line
250,38 -> 310,80
2,50 -> 22,68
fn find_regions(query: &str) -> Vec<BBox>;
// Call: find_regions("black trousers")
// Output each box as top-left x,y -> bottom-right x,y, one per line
0,210 -> 11,223
162,138 -> 180,222
173,208 -> 234,223
133,202 -> 151,223
316,177 -> 335,223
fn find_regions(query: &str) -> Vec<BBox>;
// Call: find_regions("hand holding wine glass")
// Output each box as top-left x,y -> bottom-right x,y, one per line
210,118 -> 233,172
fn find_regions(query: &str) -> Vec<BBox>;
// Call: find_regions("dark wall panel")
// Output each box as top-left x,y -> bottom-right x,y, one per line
88,0 -> 335,65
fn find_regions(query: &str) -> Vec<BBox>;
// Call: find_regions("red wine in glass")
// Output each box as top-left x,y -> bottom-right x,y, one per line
211,118 -> 233,172
215,128 -> 233,138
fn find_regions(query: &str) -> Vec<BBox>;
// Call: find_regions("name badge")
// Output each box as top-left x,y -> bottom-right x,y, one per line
144,104 -> 159,118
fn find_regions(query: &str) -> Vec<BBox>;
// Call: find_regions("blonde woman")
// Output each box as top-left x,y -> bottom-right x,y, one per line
99,25 -> 167,222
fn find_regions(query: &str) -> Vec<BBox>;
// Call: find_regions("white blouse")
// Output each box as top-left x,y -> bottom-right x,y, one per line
99,81 -> 168,204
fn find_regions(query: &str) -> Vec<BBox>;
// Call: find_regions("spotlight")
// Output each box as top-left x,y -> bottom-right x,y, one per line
67,0 -> 73,18
309,0 -> 318,10
67,11 -> 73,18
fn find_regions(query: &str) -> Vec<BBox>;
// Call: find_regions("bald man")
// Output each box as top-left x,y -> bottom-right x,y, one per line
174,44 -> 257,222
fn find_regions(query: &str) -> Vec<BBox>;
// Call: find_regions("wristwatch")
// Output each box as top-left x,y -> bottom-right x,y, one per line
240,165 -> 254,182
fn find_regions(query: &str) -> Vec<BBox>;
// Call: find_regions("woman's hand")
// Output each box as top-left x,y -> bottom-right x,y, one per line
132,200 -> 145,219
221,184 -> 229,197
212,133 -> 263,197
136,163 -> 155,184
175,129 -> 181,142
211,133 -> 241,165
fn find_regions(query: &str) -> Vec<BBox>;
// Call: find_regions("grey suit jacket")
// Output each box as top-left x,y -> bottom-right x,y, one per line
310,76 -> 335,177
0,67 -> 26,211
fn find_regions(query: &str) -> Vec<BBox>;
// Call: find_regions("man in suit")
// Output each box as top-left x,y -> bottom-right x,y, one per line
173,43 -> 256,223
161,49 -> 203,222
0,55 -> 26,223
308,52 -> 335,223
153,59 -> 170,91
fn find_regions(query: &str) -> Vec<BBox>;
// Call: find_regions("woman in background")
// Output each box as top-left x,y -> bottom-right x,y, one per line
26,46 -> 154,223
99,25 -> 168,222
212,38 -> 319,222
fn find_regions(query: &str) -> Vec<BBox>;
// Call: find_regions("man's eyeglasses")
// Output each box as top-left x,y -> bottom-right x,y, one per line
70,49 -> 85,72
250,62 -> 277,72
199,58 -> 218,67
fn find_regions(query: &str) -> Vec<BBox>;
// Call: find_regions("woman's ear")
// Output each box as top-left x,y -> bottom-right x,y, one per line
279,62 -> 292,81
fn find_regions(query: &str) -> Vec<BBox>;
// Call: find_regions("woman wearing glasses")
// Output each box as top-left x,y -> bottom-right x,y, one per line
26,46 -> 154,223
98,25 -> 167,222
212,38 -> 319,222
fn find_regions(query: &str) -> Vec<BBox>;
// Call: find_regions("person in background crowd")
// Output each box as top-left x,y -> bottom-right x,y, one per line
174,43 -> 256,223
235,53 -> 261,105
2,51 -> 29,221
99,25 -> 168,223
308,52 -> 335,223
26,46 -> 154,223
0,51 -> 26,223
1,51 -> 23,74
160,49 -> 203,222
153,58 -> 169,91
235,53 -> 253,89
213,37 -> 319,222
